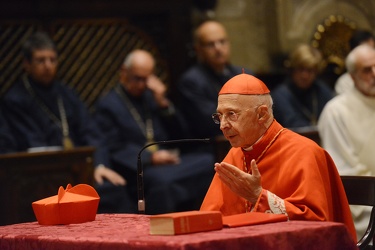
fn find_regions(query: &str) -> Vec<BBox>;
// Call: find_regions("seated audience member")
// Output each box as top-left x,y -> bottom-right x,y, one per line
0,32 -> 126,201
335,29 -> 375,95
176,20 -> 247,139
318,44 -> 375,241
200,73 -> 357,242
271,44 -> 333,128
0,109 -> 15,154
94,49 -> 215,214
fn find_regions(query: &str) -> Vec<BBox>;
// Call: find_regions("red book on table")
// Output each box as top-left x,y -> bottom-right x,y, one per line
149,210 -> 223,235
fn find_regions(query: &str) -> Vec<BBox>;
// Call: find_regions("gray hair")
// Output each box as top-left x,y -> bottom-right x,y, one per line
123,51 -> 136,69
253,94 -> 274,113
346,44 -> 374,74
122,49 -> 155,70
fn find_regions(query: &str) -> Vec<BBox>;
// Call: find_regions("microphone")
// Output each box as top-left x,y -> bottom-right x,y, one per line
137,138 -> 211,214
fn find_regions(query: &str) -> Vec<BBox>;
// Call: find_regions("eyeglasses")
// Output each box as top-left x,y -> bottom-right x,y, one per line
212,111 -> 241,124
212,107 -> 256,124
201,39 -> 229,49
129,75 -> 148,83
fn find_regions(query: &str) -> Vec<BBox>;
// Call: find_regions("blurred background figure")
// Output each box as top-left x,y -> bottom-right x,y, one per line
334,29 -> 375,95
0,31 -> 125,192
271,44 -> 334,128
318,44 -> 375,241
176,20 -> 250,141
94,49 -> 215,214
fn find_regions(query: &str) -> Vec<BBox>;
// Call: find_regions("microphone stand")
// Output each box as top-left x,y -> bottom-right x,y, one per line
137,138 -> 211,214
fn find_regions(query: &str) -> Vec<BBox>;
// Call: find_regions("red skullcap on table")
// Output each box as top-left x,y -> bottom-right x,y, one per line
219,73 -> 270,95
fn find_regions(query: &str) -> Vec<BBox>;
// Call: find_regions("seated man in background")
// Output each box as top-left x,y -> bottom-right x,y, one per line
94,49 -> 215,214
200,73 -> 357,243
176,20 -> 246,140
271,44 -> 333,128
318,44 -> 375,241
0,32 -> 125,194
334,29 -> 375,95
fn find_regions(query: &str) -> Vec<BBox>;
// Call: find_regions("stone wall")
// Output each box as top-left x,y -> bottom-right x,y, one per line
214,0 -> 375,75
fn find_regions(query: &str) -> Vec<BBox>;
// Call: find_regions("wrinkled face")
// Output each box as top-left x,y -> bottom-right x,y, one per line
23,49 -> 58,86
195,23 -> 230,70
215,94 -> 263,148
291,67 -> 317,89
120,60 -> 153,97
352,51 -> 375,97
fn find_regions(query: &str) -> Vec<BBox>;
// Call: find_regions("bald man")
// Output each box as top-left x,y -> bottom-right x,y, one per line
176,20 -> 250,140
200,73 -> 357,243
94,50 -> 214,214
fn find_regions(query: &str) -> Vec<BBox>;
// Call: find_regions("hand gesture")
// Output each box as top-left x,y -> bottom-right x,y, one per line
214,159 -> 262,204
147,75 -> 170,108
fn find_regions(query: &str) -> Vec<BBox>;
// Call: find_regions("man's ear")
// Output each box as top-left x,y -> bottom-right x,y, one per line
257,105 -> 269,123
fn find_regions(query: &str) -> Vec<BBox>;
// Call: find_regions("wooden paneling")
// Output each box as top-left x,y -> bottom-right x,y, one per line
0,0 -> 193,108
0,19 -> 170,111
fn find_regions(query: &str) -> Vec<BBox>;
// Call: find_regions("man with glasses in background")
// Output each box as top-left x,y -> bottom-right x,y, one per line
0,31 -> 125,193
94,49 -> 215,214
176,20 -> 250,141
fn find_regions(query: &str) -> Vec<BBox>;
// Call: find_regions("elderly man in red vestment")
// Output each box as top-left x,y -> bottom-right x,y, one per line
200,73 -> 357,242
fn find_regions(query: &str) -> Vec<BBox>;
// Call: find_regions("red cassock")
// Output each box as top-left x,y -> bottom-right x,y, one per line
201,120 -> 357,243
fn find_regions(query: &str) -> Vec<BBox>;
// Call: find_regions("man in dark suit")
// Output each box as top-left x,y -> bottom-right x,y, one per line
0,31 -> 125,190
94,49 -> 215,214
176,20 -> 248,139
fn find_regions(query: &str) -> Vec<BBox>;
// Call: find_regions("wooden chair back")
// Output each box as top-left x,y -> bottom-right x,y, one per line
341,175 -> 375,250
290,126 -> 321,145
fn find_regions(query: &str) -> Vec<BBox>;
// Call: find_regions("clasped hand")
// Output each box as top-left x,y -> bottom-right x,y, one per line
215,159 -> 262,204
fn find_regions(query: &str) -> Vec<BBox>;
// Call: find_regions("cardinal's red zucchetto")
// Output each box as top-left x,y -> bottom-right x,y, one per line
219,73 -> 270,95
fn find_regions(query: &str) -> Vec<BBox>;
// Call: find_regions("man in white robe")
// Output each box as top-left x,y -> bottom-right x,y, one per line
318,44 -> 375,241
334,30 -> 374,95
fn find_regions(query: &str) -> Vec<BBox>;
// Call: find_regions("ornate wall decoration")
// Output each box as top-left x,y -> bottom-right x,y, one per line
311,15 -> 356,76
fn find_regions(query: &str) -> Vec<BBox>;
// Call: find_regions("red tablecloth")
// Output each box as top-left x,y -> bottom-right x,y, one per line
0,213 -> 357,250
